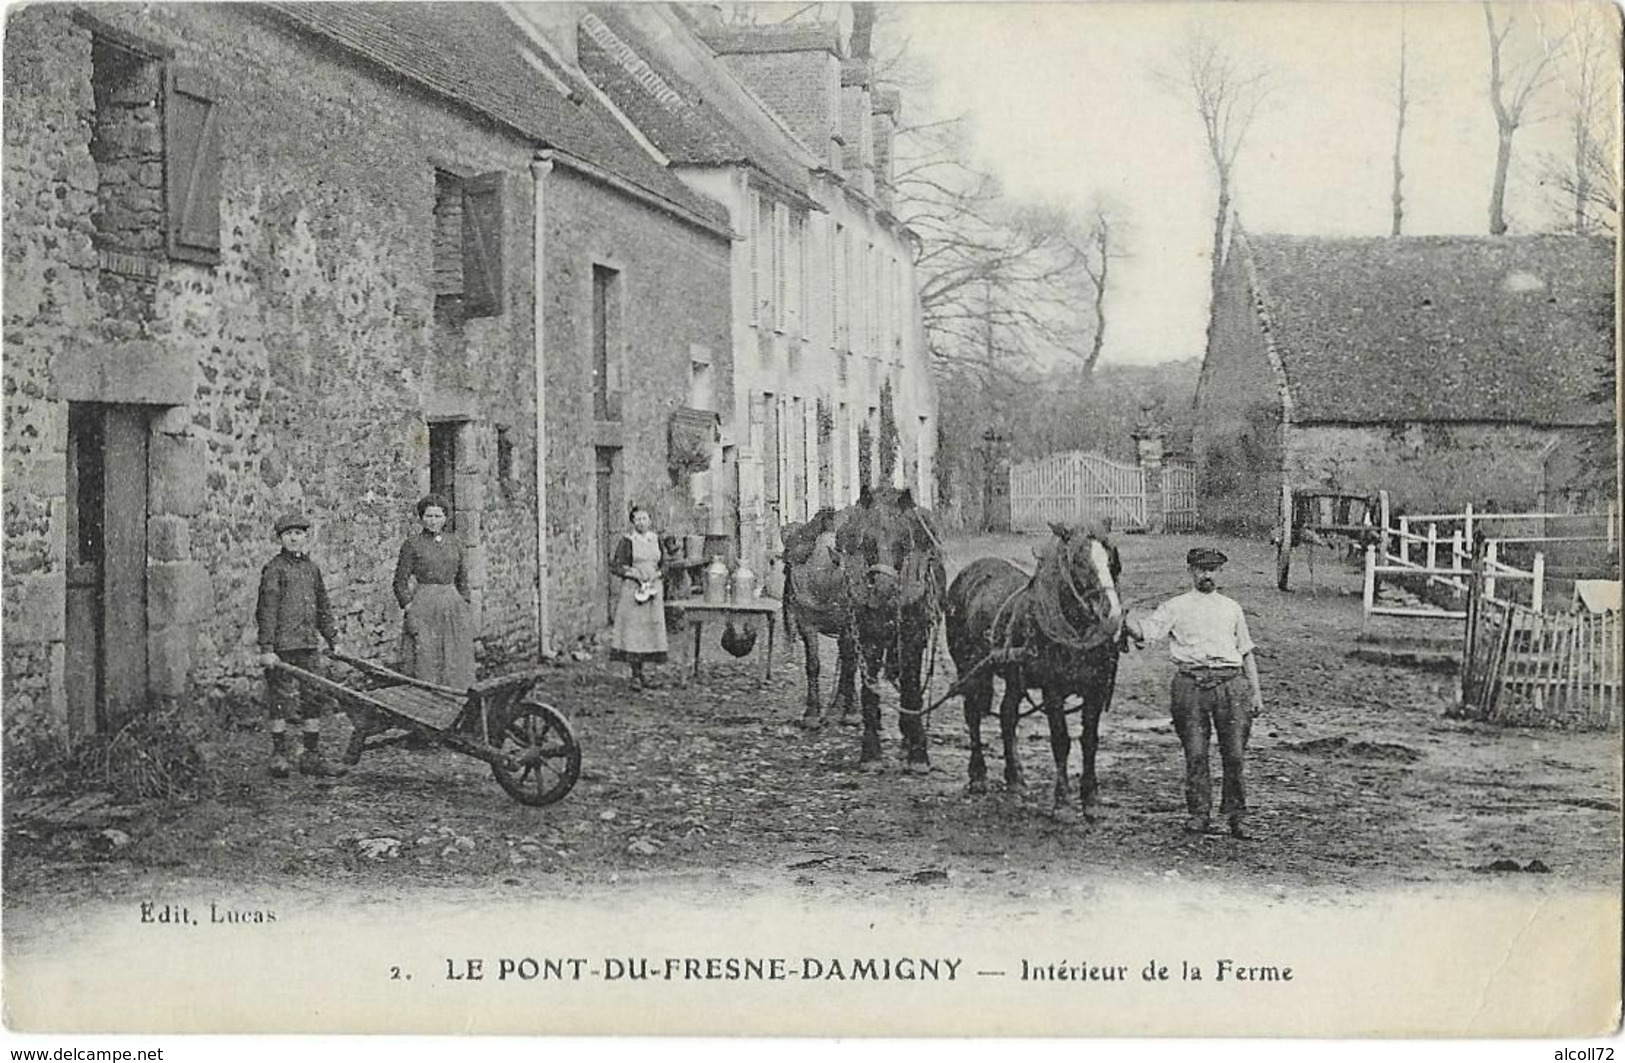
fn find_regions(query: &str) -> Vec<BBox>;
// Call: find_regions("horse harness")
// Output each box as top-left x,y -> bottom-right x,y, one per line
907,540 -> 1128,722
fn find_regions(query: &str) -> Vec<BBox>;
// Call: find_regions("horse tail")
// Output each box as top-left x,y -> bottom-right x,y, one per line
781,562 -> 797,638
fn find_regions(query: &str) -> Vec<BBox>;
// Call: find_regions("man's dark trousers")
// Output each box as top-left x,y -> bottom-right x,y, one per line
1170,669 -> 1252,827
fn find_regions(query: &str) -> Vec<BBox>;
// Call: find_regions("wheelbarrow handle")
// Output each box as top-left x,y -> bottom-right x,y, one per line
328,652 -> 468,699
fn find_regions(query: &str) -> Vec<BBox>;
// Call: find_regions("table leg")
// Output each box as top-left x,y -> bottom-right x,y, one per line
765,615 -> 774,680
692,620 -> 703,681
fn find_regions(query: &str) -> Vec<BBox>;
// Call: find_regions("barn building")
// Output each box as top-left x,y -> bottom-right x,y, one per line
1195,231 -> 1617,536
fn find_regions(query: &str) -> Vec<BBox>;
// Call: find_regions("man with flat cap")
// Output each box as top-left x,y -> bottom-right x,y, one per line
1125,546 -> 1265,838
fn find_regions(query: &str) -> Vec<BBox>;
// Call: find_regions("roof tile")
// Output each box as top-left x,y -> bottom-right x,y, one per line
1241,234 -> 1616,426
270,2 -> 726,228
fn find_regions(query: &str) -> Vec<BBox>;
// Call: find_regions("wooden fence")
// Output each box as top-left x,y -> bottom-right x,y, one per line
1461,562 -> 1621,730
1163,462 -> 1197,532
1361,491 -> 1617,626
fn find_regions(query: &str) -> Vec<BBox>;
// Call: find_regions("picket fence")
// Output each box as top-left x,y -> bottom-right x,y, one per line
1461,557 -> 1621,731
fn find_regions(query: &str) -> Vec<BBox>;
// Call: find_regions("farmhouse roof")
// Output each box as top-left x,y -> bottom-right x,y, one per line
268,2 -> 727,230
572,4 -> 817,205
1240,233 -> 1617,426
696,22 -> 843,56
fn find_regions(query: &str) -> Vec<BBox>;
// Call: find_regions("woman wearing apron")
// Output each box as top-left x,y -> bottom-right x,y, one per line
392,495 -> 476,691
610,504 -> 668,690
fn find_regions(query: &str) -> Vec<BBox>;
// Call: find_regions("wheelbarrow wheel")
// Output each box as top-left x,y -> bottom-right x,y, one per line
490,699 -> 581,807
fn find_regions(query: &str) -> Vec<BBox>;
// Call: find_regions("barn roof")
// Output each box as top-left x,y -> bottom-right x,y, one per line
268,2 -> 728,230
1240,233 -> 1617,426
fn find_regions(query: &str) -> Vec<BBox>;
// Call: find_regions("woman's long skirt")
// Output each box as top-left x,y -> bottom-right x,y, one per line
401,584 -> 476,689
610,578 -> 668,664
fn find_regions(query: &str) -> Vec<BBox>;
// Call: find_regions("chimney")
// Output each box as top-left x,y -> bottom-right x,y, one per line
840,58 -> 874,197
702,23 -> 843,169
872,87 -> 901,200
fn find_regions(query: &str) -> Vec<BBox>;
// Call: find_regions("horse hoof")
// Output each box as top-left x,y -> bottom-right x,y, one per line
967,778 -> 988,795
1004,777 -> 1026,792
906,760 -> 932,776
798,715 -> 824,731
858,758 -> 886,774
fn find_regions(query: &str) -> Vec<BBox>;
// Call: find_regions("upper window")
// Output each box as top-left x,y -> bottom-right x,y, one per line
434,170 -> 505,319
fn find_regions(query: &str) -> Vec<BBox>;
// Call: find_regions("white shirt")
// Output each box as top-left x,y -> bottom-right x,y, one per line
1137,589 -> 1254,669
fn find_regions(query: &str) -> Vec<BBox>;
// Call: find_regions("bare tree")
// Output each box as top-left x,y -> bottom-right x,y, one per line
1162,24 -> 1274,308
1391,7 -> 1410,236
1081,196 -> 1130,374
1482,2 -> 1565,235
1539,3 -> 1619,233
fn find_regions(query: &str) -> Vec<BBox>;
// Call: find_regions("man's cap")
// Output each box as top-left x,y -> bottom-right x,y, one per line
1186,547 -> 1228,570
274,512 -> 311,536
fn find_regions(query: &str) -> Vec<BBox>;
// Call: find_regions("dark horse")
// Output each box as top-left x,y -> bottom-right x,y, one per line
780,505 -> 858,726
782,487 -> 947,770
944,523 -> 1125,817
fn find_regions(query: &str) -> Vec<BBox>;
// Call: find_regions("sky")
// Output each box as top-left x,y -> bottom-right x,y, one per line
891,1 -> 1619,366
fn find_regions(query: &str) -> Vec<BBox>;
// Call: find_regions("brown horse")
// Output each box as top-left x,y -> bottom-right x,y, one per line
782,487 -> 947,770
943,523 -> 1125,817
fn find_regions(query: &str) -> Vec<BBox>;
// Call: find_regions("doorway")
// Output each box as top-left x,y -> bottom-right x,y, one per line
428,420 -> 460,528
594,446 -> 621,628
65,403 -> 149,733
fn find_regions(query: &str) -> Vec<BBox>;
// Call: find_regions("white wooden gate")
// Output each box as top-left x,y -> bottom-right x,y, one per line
1163,462 -> 1197,532
1010,451 -> 1146,532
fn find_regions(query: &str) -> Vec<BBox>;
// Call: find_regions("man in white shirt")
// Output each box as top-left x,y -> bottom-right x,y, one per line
1125,547 -> 1265,839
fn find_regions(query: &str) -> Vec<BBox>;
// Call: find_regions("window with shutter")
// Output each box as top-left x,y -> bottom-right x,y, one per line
433,171 -> 464,299
461,172 -> 504,318
830,222 -> 842,352
772,202 -> 787,333
759,196 -> 774,328
794,213 -> 807,340
747,190 -> 760,327
164,69 -> 222,265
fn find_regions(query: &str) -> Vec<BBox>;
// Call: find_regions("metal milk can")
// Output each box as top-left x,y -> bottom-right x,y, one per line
703,556 -> 730,604
731,560 -> 757,601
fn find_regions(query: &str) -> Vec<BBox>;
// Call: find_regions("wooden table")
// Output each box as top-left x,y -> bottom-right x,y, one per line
665,598 -> 780,681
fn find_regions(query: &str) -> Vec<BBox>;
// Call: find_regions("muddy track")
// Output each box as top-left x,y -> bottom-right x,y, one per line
5,534 -> 1618,914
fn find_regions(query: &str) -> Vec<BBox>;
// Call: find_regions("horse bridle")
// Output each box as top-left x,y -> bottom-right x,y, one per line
1047,536 -> 1120,649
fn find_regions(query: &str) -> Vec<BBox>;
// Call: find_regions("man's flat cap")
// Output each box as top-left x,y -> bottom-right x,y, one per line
1186,547 -> 1228,569
274,512 -> 311,536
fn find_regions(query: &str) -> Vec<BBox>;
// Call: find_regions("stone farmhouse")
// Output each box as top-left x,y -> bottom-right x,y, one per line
2,2 -> 734,743
1195,231 -> 1617,534
532,3 -> 938,575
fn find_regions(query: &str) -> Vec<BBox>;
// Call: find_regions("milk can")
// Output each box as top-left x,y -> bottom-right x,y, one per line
731,560 -> 757,601
703,556 -> 730,604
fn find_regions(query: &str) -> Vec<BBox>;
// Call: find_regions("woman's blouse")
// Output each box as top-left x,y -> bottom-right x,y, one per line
393,531 -> 470,607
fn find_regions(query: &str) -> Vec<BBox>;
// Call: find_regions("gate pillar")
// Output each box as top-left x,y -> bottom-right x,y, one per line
1133,424 -> 1167,533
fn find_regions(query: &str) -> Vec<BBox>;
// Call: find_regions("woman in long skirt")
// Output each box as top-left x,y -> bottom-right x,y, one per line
393,494 -> 476,690
610,504 -> 667,690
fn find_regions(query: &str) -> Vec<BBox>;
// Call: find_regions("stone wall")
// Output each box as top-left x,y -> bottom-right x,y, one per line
1286,423 -> 1606,514
3,5 -> 545,737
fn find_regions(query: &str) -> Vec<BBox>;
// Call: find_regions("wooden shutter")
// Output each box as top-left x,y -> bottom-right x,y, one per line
772,202 -> 787,332
747,190 -> 760,327
462,172 -> 505,318
164,69 -> 222,265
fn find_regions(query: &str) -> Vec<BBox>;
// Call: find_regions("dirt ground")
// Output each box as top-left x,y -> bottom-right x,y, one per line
4,532 -> 1620,921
